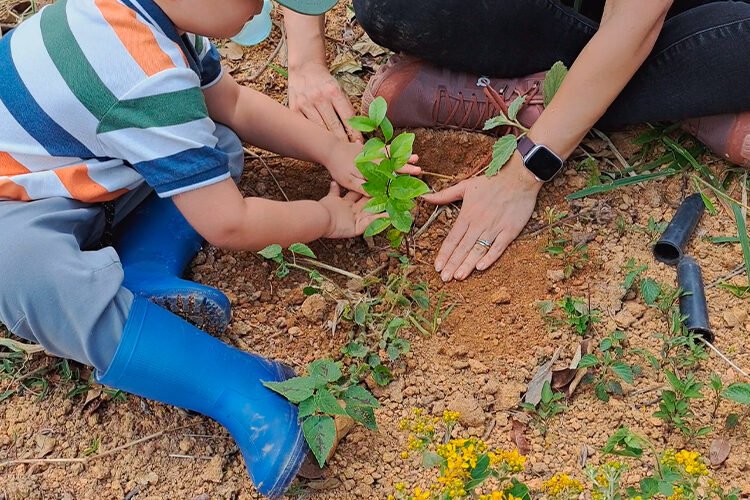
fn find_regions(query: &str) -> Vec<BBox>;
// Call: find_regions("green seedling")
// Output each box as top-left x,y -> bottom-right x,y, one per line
483,62 -> 568,176
545,228 -> 589,279
263,359 -> 380,467
520,381 -> 566,436
578,331 -> 640,402
348,97 -> 430,248
538,296 -> 601,336
653,370 -> 711,440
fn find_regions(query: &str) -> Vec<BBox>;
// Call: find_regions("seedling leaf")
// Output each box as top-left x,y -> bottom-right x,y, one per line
722,383 -> 750,405
611,362 -> 634,384
364,196 -> 388,214
303,415 -> 336,467
314,389 -> 348,416
543,61 -> 569,107
345,403 -> 377,430
508,95 -> 526,121
368,96 -> 387,127
486,134 -> 518,177
348,116 -> 377,133
577,354 -> 599,369
308,359 -> 342,383
258,244 -> 283,260
380,117 -> 394,142
389,175 -> 430,200
289,243 -> 316,259
640,278 -> 661,305
343,385 -> 380,408
262,376 -> 318,403
390,133 -> 415,166
364,217 -> 392,237
484,114 -> 515,131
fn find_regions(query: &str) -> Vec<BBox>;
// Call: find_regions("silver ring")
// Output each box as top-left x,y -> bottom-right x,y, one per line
476,239 -> 493,249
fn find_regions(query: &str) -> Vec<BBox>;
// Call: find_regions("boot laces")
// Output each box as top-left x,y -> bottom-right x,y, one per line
432,76 -> 540,132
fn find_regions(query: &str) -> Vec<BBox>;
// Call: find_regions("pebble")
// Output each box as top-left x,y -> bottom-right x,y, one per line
447,395 -> 486,427
491,287 -> 512,305
300,294 -> 327,322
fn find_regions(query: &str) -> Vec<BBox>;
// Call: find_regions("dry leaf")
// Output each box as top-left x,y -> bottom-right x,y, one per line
510,419 -> 531,456
709,438 -> 731,466
352,33 -> 387,57
524,347 -> 562,406
0,338 -> 45,354
330,51 -> 361,75
218,42 -> 244,61
335,73 -> 367,99
567,339 -> 595,397
552,368 -> 578,390
578,444 -> 591,467
35,433 -> 56,458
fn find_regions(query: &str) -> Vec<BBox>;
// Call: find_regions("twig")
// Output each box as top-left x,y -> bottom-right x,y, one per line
700,338 -> 750,380
707,263 -> 746,289
413,206 -> 445,240
244,148 -> 290,202
247,22 -> 286,82
419,170 -> 454,180
298,258 -> 363,280
631,384 -> 667,396
169,454 -> 214,460
0,423 -> 197,468
592,128 -> 632,173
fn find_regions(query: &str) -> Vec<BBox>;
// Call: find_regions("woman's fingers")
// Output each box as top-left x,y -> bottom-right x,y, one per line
476,227 -> 516,271
422,181 -> 466,206
331,92 -> 364,143
439,225 -> 484,282
454,230 -> 499,280
434,216 -> 469,273
344,190 -> 363,203
318,102 -> 349,142
327,181 -> 341,197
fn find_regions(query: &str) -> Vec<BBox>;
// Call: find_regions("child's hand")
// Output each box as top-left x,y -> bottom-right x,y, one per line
326,142 -> 422,195
318,182 -> 385,239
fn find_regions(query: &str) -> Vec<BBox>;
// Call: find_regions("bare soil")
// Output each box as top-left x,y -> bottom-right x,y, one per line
2,2 -> 750,499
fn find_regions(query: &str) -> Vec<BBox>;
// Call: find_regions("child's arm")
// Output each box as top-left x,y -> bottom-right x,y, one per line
172,178 -> 380,251
203,72 -> 419,193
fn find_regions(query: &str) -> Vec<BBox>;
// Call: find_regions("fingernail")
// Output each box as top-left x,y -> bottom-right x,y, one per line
455,272 -> 465,280
435,261 -> 444,272
441,271 -> 451,282
476,263 -> 487,271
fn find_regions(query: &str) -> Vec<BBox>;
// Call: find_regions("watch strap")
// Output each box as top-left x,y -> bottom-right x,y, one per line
517,136 -> 535,158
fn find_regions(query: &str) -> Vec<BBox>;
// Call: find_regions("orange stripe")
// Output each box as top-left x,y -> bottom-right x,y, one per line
0,179 -> 31,201
94,0 -> 176,77
0,152 -> 31,176
54,164 -> 128,203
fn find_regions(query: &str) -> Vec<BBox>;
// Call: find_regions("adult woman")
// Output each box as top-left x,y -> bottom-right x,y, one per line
284,0 -> 750,281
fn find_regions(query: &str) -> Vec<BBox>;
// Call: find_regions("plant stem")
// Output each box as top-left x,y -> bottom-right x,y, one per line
297,258 -> 363,281
419,170 -> 454,180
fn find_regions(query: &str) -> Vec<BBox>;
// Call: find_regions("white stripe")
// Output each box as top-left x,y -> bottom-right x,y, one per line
87,159 -> 145,192
5,153 -> 87,173
67,0 -> 148,98
159,172 -> 230,198
4,172 -> 72,200
97,117 -> 218,164
128,0 -> 187,69
0,99 -> 50,158
10,15 -> 104,156
116,66 -> 200,100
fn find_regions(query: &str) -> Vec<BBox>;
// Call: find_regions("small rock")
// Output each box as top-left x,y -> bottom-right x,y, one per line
300,294 -> 327,322
624,301 -> 647,319
547,269 -> 566,283
496,382 -> 526,408
452,360 -> 470,370
468,359 -> 489,374
614,309 -> 637,328
491,287 -> 511,305
723,308 -> 748,328
447,395 -> 486,427
202,456 -> 224,483
288,326 -> 302,336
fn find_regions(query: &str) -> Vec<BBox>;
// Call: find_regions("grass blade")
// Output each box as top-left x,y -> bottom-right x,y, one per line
567,169 -> 678,200
730,202 -> 750,283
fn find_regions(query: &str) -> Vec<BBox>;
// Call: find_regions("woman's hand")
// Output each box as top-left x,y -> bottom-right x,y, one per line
319,182 -> 385,238
423,155 -> 542,282
325,141 -> 422,195
289,61 -> 364,143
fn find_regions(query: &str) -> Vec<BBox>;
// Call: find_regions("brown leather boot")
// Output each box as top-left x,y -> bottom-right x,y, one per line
683,112 -> 750,167
362,55 -> 545,133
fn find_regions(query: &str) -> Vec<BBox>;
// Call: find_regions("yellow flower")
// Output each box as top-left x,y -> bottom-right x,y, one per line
395,482 -> 407,492
443,410 -> 461,424
674,450 -> 708,477
411,487 -> 430,500
542,473 -> 584,498
401,451 -> 409,459
488,449 -> 527,472
667,486 -> 685,500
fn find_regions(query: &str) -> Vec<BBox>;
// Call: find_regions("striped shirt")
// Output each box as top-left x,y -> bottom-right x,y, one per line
0,0 -> 229,203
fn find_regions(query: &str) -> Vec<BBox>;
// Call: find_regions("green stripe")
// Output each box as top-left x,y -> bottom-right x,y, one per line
194,36 -> 204,55
97,87 -> 208,133
41,0 -> 116,119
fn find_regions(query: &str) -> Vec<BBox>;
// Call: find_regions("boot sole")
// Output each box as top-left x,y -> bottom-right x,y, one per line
151,294 -> 229,336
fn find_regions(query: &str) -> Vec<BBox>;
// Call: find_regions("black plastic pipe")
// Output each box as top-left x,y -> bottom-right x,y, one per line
677,257 -> 715,343
653,194 -> 705,265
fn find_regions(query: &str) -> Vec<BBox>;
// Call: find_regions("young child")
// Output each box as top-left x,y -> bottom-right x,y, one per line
0,0 -> 412,496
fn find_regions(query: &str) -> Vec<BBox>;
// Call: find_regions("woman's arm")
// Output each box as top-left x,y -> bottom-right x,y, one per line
425,0 -> 673,282
283,8 -> 363,142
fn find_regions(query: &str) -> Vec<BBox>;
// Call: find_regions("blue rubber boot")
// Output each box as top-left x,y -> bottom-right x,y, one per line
113,194 -> 231,335
98,297 -> 308,498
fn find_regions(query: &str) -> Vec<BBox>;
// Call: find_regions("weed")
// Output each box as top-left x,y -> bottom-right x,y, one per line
538,296 -> 601,336
545,225 -> 589,279
578,331 -> 640,402
83,436 -> 101,457
348,97 -> 430,248
653,371 -> 711,440
520,381 -> 566,436
263,358 -> 380,467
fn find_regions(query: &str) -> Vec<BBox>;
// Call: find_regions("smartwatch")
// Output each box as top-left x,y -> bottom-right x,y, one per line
517,136 -> 564,182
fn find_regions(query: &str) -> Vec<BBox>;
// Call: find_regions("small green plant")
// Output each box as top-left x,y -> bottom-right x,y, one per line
653,370 -> 711,440
601,427 -> 739,500
348,97 -> 430,248
483,62 -> 568,176
520,381 -> 566,436
258,243 -> 319,279
83,436 -> 101,457
263,359 -> 380,467
545,226 -> 589,279
578,332 -> 639,402
559,296 -> 600,336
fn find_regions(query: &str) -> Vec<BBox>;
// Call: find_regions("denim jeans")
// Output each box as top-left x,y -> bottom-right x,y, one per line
353,0 -> 750,127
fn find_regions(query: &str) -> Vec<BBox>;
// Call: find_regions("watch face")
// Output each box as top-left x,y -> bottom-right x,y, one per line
526,145 -> 563,181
